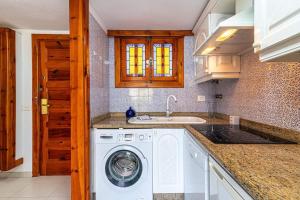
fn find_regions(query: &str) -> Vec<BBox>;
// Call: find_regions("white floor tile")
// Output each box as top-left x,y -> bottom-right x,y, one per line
0,177 -> 30,197
48,197 -> 70,200
0,176 -> 70,199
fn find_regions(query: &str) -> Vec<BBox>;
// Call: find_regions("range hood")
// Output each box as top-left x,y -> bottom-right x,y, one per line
194,1 -> 254,56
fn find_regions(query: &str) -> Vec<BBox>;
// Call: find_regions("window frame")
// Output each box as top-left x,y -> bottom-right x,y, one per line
115,36 -> 184,88
120,37 -> 150,82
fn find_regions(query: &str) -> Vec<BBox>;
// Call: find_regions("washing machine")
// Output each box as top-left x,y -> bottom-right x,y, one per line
94,129 -> 153,200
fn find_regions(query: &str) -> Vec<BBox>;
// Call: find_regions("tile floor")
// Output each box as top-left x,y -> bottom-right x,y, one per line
0,176 -> 70,200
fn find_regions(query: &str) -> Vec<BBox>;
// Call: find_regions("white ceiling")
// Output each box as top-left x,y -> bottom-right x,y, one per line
0,0 -> 69,30
91,0 -> 209,30
0,0 -> 208,31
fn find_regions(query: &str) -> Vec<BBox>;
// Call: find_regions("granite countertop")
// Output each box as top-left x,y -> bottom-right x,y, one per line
93,114 -> 300,200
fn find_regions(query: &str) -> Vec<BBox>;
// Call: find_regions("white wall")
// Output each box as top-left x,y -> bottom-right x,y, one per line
10,29 -> 68,173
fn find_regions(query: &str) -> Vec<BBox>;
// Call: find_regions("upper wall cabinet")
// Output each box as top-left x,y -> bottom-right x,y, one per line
194,55 -> 240,83
193,0 -> 254,56
254,0 -> 300,61
193,0 -> 252,83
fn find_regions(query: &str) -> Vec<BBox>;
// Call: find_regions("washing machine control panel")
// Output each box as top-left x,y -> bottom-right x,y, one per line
96,129 -> 153,143
117,133 -> 152,142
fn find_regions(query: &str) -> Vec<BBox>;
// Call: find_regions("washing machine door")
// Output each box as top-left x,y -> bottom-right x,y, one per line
105,147 -> 144,188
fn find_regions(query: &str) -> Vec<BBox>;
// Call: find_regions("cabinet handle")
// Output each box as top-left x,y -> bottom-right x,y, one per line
100,135 -> 113,139
212,165 -> 224,180
211,163 -> 244,200
189,152 -> 198,159
222,177 -> 244,200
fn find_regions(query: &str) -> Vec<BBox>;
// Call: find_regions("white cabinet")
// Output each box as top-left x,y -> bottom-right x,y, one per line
153,129 -> 184,193
194,55 -> 208,80
194,55 -> 241,83
209,157 -> 253,200
192,0 -> 243,83
254,0 -> 300,61
184,131 -> 209,200
207,56 -> 240,74
194,13 -> 232,53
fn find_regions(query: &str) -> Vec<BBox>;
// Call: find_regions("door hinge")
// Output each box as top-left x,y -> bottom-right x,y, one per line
84,66 -> 89,76
91,192 -> 96,200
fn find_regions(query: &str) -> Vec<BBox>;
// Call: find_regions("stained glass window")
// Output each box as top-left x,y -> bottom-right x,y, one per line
116,36 -> 183,88
153,44 -> 173,77
126,44 -> 145,77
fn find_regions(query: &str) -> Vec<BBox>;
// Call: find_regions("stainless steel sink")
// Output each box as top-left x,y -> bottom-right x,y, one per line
128,116 -> 206,124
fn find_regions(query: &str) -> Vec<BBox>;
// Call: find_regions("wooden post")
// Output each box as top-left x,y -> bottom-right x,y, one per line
0,28 -> 23,171
69,0 -> 90,199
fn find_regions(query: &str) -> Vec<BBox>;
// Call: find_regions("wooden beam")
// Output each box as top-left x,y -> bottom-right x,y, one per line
107,30 -> 194,37
0,28 -> 23,171
69,0 -> 90,199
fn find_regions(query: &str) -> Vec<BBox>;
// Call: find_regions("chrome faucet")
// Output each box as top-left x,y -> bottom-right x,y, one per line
166,95 -> 177,117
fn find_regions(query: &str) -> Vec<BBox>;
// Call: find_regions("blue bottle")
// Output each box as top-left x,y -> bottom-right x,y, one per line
126,107 -> 136,119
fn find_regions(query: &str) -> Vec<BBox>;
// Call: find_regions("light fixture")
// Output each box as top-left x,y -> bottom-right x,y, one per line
201,47 -> 216,55
216,29 -> 238,42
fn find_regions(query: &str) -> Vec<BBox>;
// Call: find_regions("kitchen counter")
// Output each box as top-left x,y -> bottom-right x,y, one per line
93,114 -> 300,200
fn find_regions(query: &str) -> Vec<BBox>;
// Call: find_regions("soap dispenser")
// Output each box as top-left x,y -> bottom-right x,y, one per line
126,107 -> 136,119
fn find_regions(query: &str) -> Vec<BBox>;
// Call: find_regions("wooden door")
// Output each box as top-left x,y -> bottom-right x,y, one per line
0,28 -> 23,171
38,38 -> 71,175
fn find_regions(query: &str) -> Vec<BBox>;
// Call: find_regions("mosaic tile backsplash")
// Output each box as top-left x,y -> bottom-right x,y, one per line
108,36 -> 215,113
89,15 -> 109,118
216,52 -> 300,132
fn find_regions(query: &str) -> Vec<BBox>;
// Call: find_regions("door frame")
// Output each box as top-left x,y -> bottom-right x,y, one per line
32,34 -> 70,177
32,0 -> 91,198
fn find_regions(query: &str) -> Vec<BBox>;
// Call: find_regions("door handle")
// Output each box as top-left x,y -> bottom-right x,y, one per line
41,98 -> 50,114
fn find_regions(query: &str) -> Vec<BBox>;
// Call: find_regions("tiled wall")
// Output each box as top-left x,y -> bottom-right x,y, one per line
108,36 -> 214,113
89,15 -> 109,118
216,52 -> 300,132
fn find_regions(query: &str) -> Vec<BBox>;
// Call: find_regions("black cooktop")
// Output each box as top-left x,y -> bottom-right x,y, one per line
191,124 -> 297,144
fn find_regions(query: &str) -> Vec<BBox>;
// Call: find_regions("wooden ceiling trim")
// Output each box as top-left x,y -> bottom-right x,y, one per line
107,30 -> 194,37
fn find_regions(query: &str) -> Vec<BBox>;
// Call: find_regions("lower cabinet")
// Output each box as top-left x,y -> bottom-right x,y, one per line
151,129 -> 253,200
153,129 -> 184,193
184,131 -> 209,200
209,157 -> 253,200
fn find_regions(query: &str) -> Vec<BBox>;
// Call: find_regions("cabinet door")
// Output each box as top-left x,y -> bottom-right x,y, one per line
210,164 -> 243,200
209,158 -> 253,200
263,0 -> 300,46
153,129 -> 184,193
255,0 -> 300,60
194,15 -> 209,52
184,132 -> 208,200
194,55 -> 208,79
208,56 -> 240,73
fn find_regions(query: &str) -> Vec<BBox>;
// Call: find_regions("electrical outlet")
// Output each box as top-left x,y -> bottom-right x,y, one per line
197,95 -> 206,102
104,60 -> 111,65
